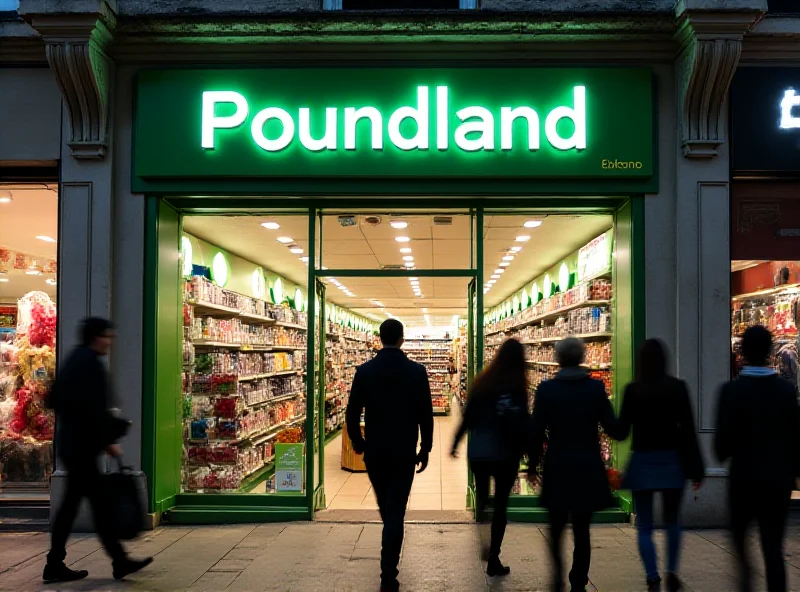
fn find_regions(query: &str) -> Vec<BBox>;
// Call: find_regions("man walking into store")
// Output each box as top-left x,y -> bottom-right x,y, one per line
43,318 -> 152,584
346,318 -> 434,592
716,325 -> 800,592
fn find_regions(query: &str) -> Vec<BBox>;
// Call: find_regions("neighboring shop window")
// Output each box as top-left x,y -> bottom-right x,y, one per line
0,184 -> 58,492
730,184 -> 800,384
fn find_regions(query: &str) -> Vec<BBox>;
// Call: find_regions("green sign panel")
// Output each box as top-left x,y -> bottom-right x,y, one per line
134,68 -> 653,180
275,443 -> 304,493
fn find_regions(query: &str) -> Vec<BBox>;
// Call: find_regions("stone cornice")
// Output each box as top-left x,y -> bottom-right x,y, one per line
22,2 -> 116,159
675,5 -> 766,159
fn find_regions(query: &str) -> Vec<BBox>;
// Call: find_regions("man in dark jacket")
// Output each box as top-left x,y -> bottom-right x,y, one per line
43,318 -> 152,584
346,319 -> 434,592
716,325 -> 800,592
529,337 -> 622,592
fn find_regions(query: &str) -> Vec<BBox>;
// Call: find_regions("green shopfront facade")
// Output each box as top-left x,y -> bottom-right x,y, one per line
134,66 -> 652,524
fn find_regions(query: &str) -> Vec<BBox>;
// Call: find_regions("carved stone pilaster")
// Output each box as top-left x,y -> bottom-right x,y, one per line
22,3 -> 116,159
675,3 -> 765,159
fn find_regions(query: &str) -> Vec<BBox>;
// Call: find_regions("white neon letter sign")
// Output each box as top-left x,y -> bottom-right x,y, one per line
299,107 -> 338,151
454,106 -> 495,152
388,86 -> 430,151
344,107 -> 383,150
500,106 -> 541,151
251,107 -> 295,152
545,86 -> 587,151
201,91 -> 249,149
780,89 -> 800,130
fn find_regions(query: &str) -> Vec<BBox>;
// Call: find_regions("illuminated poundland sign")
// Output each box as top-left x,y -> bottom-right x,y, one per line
201,86 -> 587,153
133,67 -> 655,185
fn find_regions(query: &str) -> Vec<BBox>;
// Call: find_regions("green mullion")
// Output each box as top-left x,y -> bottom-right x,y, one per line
305,207 -> 317,517
316,269 -> 477,278
317,279 -> 327,508
476,207 -> 485,372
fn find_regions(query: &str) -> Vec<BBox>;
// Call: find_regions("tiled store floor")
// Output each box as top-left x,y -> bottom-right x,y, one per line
323,397 -> 468,512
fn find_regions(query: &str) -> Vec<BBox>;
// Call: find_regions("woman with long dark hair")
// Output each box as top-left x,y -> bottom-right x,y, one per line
452,338 -> 528,577
618,339 -> 704,592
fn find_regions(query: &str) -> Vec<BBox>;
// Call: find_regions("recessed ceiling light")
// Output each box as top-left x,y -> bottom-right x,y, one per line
524,220 -> 543,228
494,269 -> 505,274
261,222 -> 280,230
0,190 -> 13,204
491,274 -> 500,279
26,269 -> 42,276
390,221 -> 408,229
290,247 -> 304,254
409,277 -> 418,281
516,235 -> 531,242
395,236 -> 410,243
499,261 -> 511,267
502,255 -> 514,261
399,248 -> 412,254
0,278 -> 8,283
511,246 -> 523,252
300,256 -> 310,262
402,256 -> 414,261
488,280 -> 496,284
410,281 -> 420,286
45,278 -> 57,286
277,237 -> 293,244
372,300 -> 384,307
36,236 -> 56,243
404,262 -> 415,267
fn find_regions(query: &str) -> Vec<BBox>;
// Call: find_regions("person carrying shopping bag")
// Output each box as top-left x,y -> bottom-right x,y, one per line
617,339 -> 704,592
452,338 -> 528,577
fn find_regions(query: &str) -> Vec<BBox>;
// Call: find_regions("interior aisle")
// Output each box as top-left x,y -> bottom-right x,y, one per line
323,396 -> 468,511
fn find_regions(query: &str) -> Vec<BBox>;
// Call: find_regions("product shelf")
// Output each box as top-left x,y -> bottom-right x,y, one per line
519,331 -> 613,345
487,300 -> 611,336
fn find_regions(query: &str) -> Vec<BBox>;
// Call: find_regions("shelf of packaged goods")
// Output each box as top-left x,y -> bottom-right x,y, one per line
188,414 -> 306,447
192,341 -> 306,352
275,321 -> 308,331
242,456 -> 276,479
238,370 -> 300,382
731,283 -> 800,302
520,332 -> 613,345
193,341 -> 243,349
487,300 -> 612,336
525,360 -> 612,370
190,301 -> 278,325
247,391 -> 302,409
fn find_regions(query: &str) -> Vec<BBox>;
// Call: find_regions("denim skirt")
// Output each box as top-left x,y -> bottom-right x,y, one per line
621,450 -> 685,492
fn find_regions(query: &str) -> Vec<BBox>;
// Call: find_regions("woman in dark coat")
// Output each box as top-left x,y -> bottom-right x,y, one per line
528,337 -> 622,592
452,338 -> 528,577
618,339 -> 704,592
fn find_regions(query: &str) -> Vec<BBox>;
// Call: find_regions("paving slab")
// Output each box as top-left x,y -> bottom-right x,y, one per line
0,521 -> 798,591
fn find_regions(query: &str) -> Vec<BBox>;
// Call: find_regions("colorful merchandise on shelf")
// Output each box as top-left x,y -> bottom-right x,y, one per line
0,292 -> 57,485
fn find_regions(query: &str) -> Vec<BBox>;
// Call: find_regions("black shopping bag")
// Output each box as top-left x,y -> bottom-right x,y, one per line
106,457 -> 145,540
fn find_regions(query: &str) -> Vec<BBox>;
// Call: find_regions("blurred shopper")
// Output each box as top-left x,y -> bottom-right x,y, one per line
617,339 -> 704,592
716,325 -> 800,592
44,318 -> 152,584
346,319 -> 434,592
528,337 -> 622,592
452,338 -> 528,577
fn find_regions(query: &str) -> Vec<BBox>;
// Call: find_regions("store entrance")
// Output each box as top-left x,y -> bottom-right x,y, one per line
313,211 -> 479,514
147,199 -> 640,524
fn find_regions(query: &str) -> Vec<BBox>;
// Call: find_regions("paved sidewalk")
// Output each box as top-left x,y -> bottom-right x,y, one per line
0,522 -> 798,591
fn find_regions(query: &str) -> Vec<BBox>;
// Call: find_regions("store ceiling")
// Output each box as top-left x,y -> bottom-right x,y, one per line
184,212 -> 612,329
0,184 -> 58,303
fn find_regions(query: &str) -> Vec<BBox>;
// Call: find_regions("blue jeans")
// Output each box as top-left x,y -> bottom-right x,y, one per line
633,488 -> 684,581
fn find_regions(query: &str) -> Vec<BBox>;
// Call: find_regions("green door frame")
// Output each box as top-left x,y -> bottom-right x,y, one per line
143,197 -> 642,525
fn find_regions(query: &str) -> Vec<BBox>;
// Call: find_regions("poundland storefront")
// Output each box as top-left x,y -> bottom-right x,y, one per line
133,66 -> 654,524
